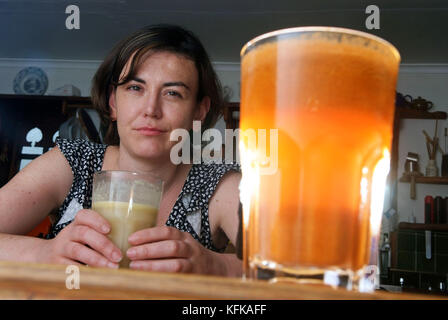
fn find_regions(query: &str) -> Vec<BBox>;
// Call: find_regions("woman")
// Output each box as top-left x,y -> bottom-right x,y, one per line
0,25 -> 242,277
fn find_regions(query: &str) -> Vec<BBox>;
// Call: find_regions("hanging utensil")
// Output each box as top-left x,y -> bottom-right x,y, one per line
405,152 -> 422,199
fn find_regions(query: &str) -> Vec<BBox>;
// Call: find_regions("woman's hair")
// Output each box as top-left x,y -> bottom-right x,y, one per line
91,24 -> 223,145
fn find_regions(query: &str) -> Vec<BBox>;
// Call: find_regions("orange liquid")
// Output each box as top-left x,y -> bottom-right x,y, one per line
240,34 -> 399,272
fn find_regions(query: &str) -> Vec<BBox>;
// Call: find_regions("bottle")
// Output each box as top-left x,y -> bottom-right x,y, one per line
426,159 -> 438,177
425,195 -> 434,224
444,197 -> 448,224
442,128 -> 448,176
435,196 -> 444,224
380,233 -> 391,279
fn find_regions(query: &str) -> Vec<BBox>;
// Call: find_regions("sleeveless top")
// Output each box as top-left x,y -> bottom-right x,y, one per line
46,138 -> 241,252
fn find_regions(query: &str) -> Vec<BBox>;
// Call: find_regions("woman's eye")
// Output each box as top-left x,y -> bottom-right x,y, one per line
166,90 -> 182,98
127,85 -> 141,91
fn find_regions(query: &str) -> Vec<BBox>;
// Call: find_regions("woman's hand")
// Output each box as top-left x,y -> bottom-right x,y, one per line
39,209 -> 122,268
126,226 -> 223,275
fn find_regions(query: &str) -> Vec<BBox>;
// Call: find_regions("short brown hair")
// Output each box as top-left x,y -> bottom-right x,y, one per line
91,24 -> 223,145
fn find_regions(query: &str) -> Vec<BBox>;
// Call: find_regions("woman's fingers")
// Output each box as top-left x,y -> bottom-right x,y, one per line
128,226 -> 184,246
64,241 -> 119,269
57,256 -> 82,266
71,225 -> 122,264
127,226 -> 192,261
127,240 -> 191,260
49,209 -> 121,268
74,209 -> 111,235
125,226 -> 212,275
69,209 -> 122,265
129,258 -> 192,273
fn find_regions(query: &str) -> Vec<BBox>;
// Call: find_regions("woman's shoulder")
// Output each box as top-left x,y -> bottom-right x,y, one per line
192,161 -> 241,183
194,161 -> 241,176
55,137 -> 108,172
185,161 -> 240,196
55,137 -> 107,153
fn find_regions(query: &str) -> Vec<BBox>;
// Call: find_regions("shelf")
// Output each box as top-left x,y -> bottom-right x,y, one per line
399,175 -> 448,185
0,93 -> 91,104
398,222 -> 448,232
397,108 -> 447,119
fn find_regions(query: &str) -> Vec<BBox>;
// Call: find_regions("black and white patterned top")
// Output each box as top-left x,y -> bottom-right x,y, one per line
46,138 -> 241,252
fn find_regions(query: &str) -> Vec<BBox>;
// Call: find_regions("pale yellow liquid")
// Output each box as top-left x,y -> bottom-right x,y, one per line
92,201 -> 159,268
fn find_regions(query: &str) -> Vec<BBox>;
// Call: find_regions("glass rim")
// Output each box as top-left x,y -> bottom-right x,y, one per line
240,26 -> 400,61
94,170 -> 163,185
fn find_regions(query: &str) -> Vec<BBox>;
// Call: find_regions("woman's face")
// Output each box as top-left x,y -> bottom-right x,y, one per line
109,50 -> 209,161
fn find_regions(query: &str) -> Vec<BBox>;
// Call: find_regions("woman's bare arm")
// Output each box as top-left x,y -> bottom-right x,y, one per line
0,147 -> 73,261
0,147 -> 122,268
208,170 -> 242,277
0,147 -> 73,234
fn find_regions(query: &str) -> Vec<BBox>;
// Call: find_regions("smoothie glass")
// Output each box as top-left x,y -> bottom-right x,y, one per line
92,170 -> 163,268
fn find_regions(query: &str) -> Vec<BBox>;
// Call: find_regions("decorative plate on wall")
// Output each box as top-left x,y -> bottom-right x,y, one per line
13,67 -> 48,95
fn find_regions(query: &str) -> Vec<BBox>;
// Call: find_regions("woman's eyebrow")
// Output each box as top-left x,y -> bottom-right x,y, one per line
163,82 -> 190,91
127,76 -> 146,84
128,77 -> 190,91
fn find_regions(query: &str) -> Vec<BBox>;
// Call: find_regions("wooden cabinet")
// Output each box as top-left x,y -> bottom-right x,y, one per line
0,94 -> 92,236
388,108 -> 447,211
0,94 -> 91,188
384,108 -> 448,295
385,224 -> 448,295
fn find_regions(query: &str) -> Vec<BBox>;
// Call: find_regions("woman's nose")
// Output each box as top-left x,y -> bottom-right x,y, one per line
143,94 -> 162,119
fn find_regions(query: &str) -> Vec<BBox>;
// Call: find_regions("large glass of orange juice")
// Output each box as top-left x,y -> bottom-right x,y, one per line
239,27 -> 400,290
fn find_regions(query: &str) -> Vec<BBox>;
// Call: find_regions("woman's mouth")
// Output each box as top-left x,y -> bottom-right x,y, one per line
136,127 -> 166,136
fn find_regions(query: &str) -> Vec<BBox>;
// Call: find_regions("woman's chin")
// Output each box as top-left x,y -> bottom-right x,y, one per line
134,145 -> 170,161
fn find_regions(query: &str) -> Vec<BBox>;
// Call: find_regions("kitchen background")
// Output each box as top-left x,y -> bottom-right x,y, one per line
0,0 -> 448,292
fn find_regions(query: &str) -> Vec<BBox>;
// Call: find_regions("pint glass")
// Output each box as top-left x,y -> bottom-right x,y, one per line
239,27 -> 400,289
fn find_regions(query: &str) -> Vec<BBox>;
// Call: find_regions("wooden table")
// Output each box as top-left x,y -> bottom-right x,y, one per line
0,261 -> 443,300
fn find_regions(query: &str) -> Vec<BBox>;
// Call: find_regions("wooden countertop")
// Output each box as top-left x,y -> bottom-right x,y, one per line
0,261 -> 443,300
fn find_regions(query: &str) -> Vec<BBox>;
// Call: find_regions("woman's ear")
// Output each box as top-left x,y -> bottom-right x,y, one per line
108,86 -> 117,121
195,96 -> 211,123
